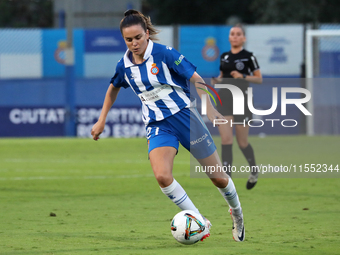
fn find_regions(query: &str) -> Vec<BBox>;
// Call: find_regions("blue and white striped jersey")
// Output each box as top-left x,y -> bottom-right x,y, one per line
110,40 -> 196,124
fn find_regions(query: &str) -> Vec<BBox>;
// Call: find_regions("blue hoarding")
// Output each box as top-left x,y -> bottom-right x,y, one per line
0,106 -> 145,138
42,29 -> 84,77
179,25 -> 232,77
0,107 -> 65,137
84,29 -> 126,53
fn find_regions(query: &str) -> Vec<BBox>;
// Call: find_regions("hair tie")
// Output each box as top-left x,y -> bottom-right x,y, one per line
124,9 -> 139,16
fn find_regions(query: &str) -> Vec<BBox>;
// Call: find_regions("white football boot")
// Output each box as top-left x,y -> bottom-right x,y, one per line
229,208 -> 245,242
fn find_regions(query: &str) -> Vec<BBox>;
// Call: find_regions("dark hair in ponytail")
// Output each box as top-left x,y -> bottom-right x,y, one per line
120,9 -> 159,41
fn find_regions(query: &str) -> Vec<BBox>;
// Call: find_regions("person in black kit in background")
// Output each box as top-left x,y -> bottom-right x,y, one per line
211,24 -> 262,190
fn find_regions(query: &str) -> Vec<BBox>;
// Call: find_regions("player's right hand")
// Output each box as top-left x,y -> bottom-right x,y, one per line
206,106 -> 225,126
91,121 -> 105,141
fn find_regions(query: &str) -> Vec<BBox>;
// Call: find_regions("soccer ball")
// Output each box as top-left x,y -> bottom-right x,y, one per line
170,210 -> 207,245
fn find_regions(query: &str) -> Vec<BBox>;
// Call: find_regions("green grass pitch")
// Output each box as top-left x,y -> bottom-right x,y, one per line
0,135 -> 339,255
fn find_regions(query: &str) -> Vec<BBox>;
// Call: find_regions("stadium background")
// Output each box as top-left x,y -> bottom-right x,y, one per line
0,0 -> 339,138
0,1 -> 339,254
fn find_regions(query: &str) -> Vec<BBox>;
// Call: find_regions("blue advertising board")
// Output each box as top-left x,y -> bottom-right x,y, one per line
77,106 -> 145,138
42,29 -> 84,77
0,106 -> 145,138
0,107 -> 65,137
84,29 -> 126,53
83,29 -> 126,78
179,25 -> 231,77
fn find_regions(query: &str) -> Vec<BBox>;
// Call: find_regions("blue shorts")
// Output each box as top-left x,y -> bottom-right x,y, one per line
146,107 -> 216,159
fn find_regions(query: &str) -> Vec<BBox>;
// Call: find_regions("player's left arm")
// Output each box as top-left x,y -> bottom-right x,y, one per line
230,69 -> 262,84
190,72 -> 225,123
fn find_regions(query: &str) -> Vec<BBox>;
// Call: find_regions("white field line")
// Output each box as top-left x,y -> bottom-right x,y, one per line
0,173 -> 190,181
2,158 -> 189,164
0,174 -> 156,181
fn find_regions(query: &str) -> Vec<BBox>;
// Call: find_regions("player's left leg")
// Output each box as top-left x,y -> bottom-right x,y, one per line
235,124 -> 259,190
197,151 -> 245,242
197,151 -> 241,210
176,108 -> 245,241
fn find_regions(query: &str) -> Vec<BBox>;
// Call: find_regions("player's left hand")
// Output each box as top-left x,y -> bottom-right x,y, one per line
230,71 -> 243,79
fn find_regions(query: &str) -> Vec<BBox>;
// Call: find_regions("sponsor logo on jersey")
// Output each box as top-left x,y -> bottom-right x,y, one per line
174,55 -> 184,66
150,63 -> 159,75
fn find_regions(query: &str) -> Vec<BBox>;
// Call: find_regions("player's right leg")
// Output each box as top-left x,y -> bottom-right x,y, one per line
147,122 -> 201,214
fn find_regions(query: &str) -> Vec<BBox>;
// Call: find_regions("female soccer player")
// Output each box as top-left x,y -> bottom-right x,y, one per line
211,24 -> 262,190
91,10 -> 245,242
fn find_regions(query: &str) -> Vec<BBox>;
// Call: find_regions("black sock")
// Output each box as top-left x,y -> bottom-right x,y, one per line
240,144 -> 258,175
222,144 -> 233,177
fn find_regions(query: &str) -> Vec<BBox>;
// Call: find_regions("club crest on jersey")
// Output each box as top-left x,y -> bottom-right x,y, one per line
150,63 -> 159,75
236,61 -> 245,70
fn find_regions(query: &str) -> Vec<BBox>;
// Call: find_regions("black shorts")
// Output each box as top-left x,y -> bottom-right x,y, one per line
216,88 -> 252,123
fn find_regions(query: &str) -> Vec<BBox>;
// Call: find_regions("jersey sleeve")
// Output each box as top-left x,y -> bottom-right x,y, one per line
110,60 -> 129,89
248,53 -> 260,72
164,47 -> 197,80
219,54 -> 224,71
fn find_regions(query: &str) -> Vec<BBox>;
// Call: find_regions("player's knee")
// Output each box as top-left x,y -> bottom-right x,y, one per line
154,172 -> 173,187
237,140 -> 248,149
210,177 -> 228,189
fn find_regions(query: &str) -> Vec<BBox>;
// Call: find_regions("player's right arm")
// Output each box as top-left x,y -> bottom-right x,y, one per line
91,84 -> 120,140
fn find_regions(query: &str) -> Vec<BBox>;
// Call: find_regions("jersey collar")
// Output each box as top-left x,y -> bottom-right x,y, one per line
123,39 -> 154,68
